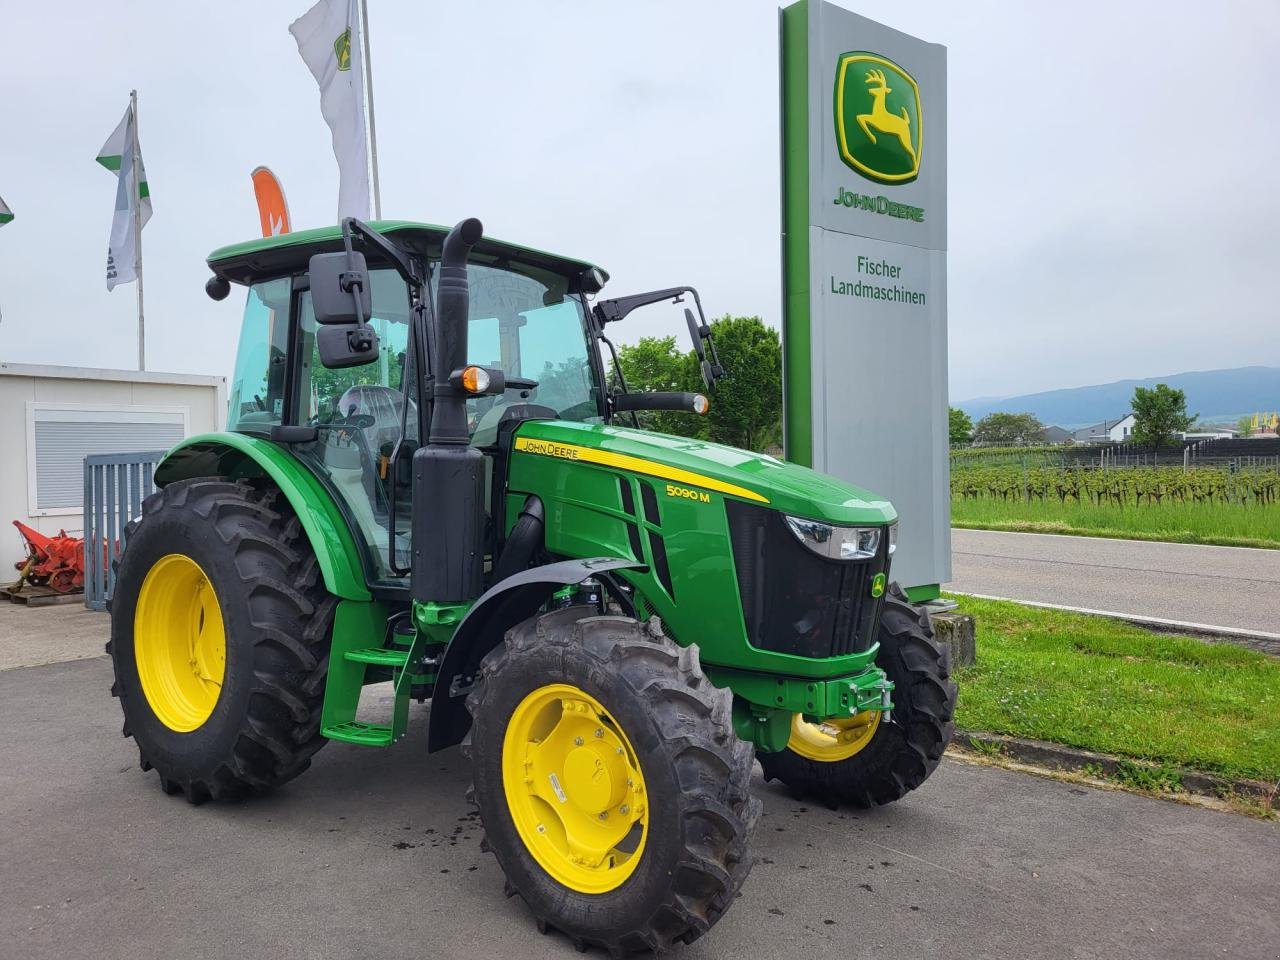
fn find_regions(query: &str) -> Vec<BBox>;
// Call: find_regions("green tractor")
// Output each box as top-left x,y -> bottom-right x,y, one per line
108,217 -> 956,953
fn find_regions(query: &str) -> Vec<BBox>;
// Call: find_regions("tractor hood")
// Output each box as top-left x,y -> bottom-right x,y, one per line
513,419 -> 896,525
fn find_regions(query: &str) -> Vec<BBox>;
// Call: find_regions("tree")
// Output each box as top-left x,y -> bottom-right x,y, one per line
614,335 -> 706,439
948,407 -> 973,447
1237,415 -> 1254,438
612,316 -> 782,451
1130,383 -> 1196,451
971,411 -> 1044,446
704,315 -> 783,452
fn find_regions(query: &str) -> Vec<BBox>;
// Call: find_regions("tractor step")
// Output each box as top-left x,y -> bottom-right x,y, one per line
320,720 -> 395,747
343,646 -> 410,667
321,601 -> 462,751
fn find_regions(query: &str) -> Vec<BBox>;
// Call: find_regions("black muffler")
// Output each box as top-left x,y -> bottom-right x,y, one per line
412,218 -> 486,603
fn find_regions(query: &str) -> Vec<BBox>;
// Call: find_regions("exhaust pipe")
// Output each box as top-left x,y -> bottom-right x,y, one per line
413,218 -> 486,602
430,217 -> 484,445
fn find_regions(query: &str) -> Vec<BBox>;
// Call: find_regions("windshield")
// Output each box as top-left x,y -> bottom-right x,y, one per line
456,262 -> 601,444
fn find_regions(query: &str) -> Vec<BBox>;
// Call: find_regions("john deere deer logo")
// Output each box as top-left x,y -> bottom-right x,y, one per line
334,28 -> 352,71
834,52 -> 922,184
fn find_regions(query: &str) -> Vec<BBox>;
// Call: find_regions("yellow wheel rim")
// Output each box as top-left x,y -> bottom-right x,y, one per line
134,554 -> 226,733
788,711 -> 881,763
502,683 -> 649,894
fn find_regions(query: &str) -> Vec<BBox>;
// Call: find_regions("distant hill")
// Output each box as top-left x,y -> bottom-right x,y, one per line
956,366 -> 1280,428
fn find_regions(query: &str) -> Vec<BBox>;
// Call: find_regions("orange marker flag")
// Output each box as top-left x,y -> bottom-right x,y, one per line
251,166 -> 292,237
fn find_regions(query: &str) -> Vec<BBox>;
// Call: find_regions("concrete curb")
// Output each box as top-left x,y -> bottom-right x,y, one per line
949,592 -> 1280,657
958,729 -> 1279,810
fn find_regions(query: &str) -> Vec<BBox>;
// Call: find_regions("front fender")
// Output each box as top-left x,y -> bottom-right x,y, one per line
154,433 -> 371,601
425,557 -> 642,753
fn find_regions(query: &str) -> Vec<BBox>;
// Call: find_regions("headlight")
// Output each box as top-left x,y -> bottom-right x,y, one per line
784,515 -> 883,561
888,522 -> 898,555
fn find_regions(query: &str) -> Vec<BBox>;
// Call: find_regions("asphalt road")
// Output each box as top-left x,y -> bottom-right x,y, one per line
3,656 -> 1277,960
948,529 -> 1280,635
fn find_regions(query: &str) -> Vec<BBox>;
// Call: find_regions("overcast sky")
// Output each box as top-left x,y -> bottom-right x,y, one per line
1,0 -> 1277,402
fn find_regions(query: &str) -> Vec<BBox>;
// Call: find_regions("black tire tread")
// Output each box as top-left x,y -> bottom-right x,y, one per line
465,608 -> 760,956
107,477 -> 334,803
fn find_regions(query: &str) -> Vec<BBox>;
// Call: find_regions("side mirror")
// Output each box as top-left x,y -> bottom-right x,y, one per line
317,323 -> 380,369
685,308 -> 725,389
309,250 -> 372,325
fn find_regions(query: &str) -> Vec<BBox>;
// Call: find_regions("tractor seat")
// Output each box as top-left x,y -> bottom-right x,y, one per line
336,385 -> 407,453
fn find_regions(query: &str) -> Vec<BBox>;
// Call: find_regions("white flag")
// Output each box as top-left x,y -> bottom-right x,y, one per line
97,105 -> 152,291
290,0 -> 370,222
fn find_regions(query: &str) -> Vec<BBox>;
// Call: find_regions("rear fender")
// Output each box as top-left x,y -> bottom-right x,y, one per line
426,557 -> 642,753
153,433 -> 371,601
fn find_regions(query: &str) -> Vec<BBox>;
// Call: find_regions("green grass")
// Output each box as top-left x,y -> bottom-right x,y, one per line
952,496 -> 1280,549
950,595 -> 1280,783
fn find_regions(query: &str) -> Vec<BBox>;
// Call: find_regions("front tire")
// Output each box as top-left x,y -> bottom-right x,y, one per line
108,478 -> 335,803
759,584 -> 957,808
466,607 -> 759,954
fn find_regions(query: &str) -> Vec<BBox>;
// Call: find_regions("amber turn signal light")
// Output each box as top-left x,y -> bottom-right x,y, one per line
460,366 -> 491,395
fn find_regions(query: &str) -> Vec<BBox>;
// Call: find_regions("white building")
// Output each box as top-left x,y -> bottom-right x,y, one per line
1180,425 -> 1239,440
0,363 -> 225,572
1071,414 -> 1135,444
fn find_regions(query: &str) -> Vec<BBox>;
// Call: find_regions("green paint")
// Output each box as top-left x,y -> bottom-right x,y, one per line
732,699 -> 793,753
154,433 -> 371,601
512,418 -> 895,525
710,662 -> 893,721
412,600 -> 470,647
904,583 -> 941,602
781,0 -> 812,468
508,417 -> 894,680
207,220 -> 605,281
321,599 -> 400,746
321,600 -> 467,747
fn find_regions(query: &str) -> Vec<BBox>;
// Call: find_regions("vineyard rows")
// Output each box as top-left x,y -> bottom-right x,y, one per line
951,465 -> 1280,507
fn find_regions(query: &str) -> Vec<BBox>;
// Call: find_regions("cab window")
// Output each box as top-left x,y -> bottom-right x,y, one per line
227,277 -> 292,432
459,263 -> 600,445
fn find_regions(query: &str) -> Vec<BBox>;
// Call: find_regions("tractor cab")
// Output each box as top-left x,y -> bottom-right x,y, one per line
207,221 -> 626,584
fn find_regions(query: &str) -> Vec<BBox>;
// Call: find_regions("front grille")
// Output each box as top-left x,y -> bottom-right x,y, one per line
726,501 -> 889,659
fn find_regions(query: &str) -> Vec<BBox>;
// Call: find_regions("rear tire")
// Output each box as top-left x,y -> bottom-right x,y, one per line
108,478 -> 335,803
759,584 -> 956,808
465,607 -> 760,955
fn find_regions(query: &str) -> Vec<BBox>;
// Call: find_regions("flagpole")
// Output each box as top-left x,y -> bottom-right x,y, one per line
358,0 -> 382,220
357,0 -> 387,387
130,89 -> 145,371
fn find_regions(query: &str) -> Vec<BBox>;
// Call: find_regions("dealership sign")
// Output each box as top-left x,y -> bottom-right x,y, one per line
780,0 -> 949,596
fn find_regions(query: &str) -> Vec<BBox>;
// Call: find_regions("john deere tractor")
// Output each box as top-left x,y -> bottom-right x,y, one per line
108,217 -> 956,953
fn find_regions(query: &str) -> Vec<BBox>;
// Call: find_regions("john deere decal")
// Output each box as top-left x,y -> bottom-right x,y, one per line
833,52 -> 921,185
334,28 -> 352,71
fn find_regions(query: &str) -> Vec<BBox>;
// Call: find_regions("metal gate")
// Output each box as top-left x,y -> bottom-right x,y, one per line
83,451 -> 165,611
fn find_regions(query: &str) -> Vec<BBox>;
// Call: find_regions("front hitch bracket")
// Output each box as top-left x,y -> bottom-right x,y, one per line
710,664 -> 895,721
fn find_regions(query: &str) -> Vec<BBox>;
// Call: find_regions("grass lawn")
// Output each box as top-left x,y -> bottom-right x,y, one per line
949,595 -> 1280,783
951,497 -> 1280,549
